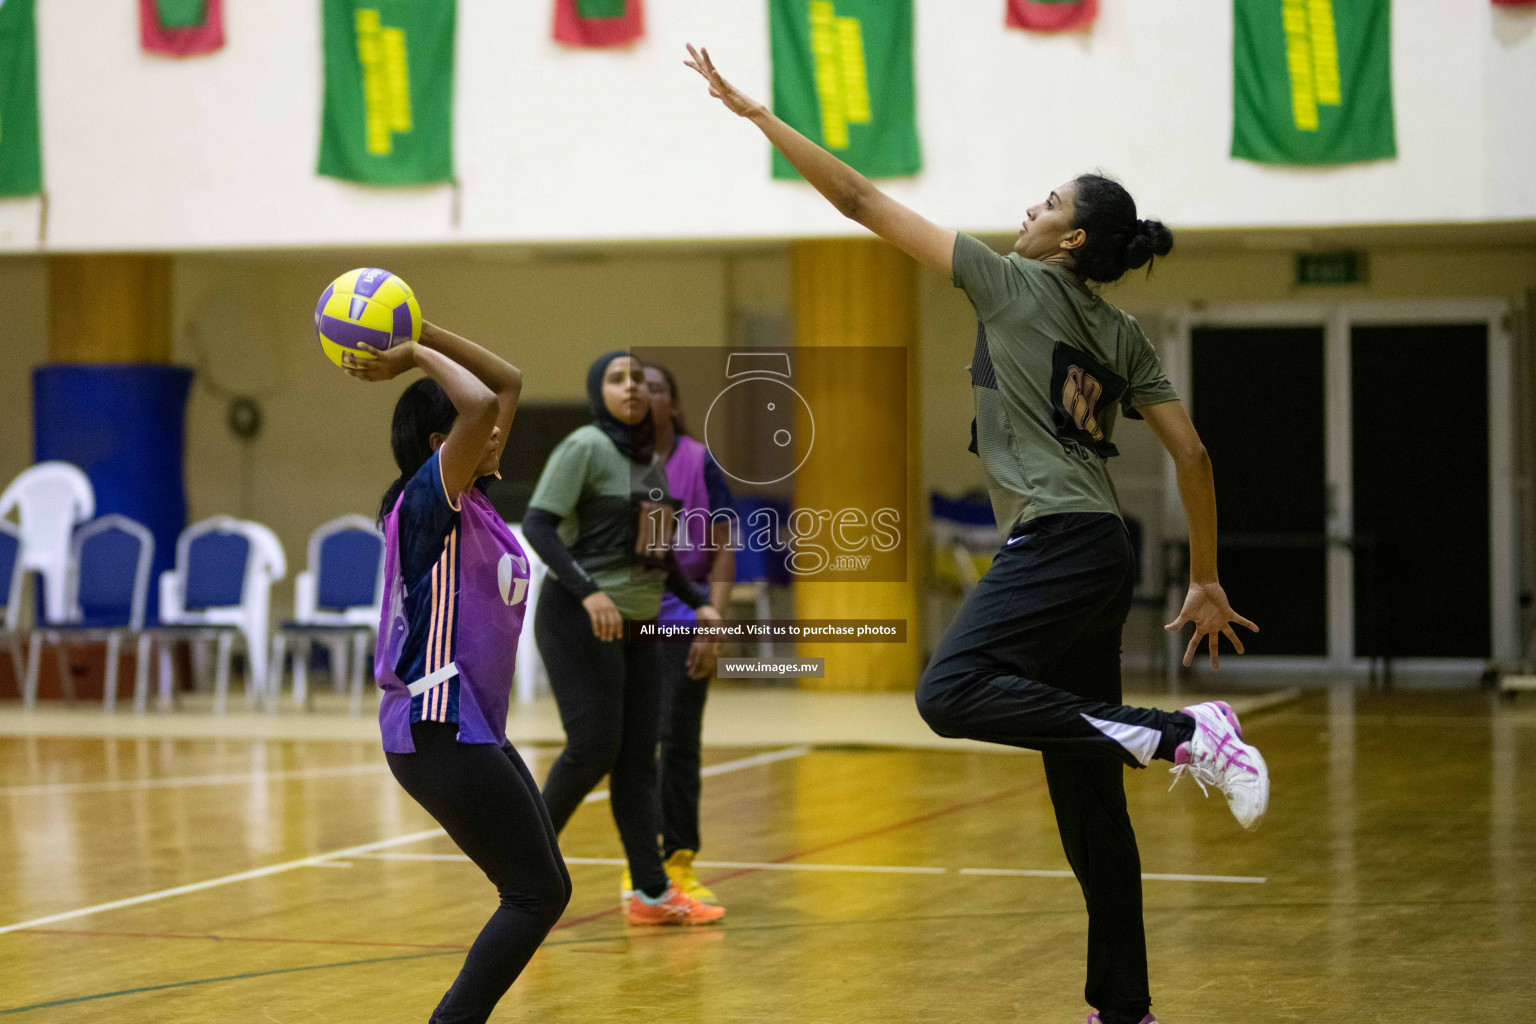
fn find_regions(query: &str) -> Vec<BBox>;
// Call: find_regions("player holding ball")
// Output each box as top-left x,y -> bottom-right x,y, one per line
326,277 -> 571,1024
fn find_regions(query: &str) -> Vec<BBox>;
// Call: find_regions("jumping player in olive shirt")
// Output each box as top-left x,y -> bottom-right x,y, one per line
687,44 -> 1268,1024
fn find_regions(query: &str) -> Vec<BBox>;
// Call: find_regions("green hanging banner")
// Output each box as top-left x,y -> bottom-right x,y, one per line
1232,0 -> 1396,165
0,0 -> 42,198
318,0 -> 455,186
769,0 -> 921,180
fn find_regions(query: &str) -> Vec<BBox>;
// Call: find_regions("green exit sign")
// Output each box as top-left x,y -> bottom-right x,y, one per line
1296,251 -> 1366,286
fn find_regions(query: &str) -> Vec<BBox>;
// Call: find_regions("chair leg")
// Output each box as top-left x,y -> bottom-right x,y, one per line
158,640 -> 176,711
266,633 -> 286,714
321,638 -> 343,694
293,638 -> 310,708
244,627 -> 266,711
349,630 -> 368,716
23,632 -> 43,711
104,633 -> 122,713
134,634 -> 152,714
6,634 -> 23,704
56,641 -> 75,705
214,632 -> 234,716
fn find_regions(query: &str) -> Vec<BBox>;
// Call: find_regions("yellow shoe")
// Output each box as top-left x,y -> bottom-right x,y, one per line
665,849 -> 718,905
620,867 -> 634,906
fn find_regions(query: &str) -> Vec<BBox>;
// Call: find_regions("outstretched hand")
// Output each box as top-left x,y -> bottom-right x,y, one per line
1165,582 -> 1258,670
684,44 -> 764,118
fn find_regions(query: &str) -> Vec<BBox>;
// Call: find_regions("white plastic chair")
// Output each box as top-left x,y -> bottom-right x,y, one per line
0,462 -> 95,625
25,515 -> 153,712
135,516 -> 286,714
268,515 -> 384,716
508,524 -> 550,704
0,521 -> 25,693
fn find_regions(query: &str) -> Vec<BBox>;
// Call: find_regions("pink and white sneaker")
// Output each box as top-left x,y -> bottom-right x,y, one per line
1169,700 -> 1269,830
1086,1013 -> 1156,1023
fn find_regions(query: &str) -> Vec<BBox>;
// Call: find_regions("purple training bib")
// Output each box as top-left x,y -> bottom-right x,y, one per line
376,485 -> 531,753
659,435 -> 713,624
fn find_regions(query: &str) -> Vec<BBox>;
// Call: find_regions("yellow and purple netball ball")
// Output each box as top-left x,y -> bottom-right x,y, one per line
315,268 -> 422,368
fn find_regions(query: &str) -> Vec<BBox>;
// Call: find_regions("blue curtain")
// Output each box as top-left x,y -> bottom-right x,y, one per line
34,365 -> 194,625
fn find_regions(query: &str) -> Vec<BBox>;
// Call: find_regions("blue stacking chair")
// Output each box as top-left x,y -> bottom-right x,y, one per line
137,516 -> 286,714
23,515 -> 154,712
268,515 -> 384,716
0,521 -> 25,694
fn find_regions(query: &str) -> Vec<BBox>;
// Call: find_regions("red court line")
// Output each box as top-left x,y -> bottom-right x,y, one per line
16,927 -> 469,952
551,781 -> 1038,933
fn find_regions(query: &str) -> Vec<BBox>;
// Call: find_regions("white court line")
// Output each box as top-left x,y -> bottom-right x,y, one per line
960,868 -> 1268,884
353,852 -> 1261,883
0,763 -> 390,797
0,745 -> 812,936
0,828 -> 446,936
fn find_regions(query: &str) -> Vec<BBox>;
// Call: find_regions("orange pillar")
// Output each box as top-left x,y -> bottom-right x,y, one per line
48,254 -> 173,362
790,238 -> 925,692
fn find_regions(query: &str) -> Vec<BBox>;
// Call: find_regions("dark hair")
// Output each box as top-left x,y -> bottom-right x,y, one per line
1068,173 -> 1174,284
378,377 -> 458,523
648,363 -> 688,436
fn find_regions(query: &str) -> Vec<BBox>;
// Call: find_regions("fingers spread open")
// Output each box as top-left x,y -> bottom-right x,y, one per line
1221,625 -> 1245,655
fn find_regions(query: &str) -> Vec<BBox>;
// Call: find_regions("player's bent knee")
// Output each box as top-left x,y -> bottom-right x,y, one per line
914,676 -> 961,737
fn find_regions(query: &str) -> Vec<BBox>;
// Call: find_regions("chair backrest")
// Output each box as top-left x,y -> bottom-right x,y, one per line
0,462 -> 96,621
180,517 -> 254,611
0,521 -> 22,631
0,463 -> 96,556
310,515 -> 385,612
69,515 -> 154,630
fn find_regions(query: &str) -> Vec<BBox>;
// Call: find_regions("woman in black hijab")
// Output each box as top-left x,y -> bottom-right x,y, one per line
522,352 -> 726,926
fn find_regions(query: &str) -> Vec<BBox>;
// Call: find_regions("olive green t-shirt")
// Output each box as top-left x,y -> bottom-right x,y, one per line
952,232 -> 1179,533
526,424 -> 672,620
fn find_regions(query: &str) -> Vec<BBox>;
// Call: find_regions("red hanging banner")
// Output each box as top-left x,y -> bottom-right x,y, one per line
140,0 -> 225,57
1007,0 -> 1098,32
553,0 -> 644,48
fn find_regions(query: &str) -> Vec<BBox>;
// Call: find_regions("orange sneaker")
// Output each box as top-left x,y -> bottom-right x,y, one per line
625,882 -> 726,926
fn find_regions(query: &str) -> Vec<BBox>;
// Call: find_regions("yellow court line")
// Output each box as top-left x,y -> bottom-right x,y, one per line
351,852 -> 1264,884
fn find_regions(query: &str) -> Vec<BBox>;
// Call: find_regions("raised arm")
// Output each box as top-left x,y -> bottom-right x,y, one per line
1137,400 -> 1258,669
344,341 -> 496,501
415,321 -> 523,464
686,45 -> 956,276
343,319 -> 520,501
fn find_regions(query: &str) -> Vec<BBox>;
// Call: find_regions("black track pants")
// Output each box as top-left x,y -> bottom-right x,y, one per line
916,512 -> 1185,1024
385,722 -> 572,1024
657,638 -> 710,857
534,580 -> 670,897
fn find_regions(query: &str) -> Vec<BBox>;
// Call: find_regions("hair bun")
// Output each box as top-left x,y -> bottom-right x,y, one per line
1123,218 -> 1174,271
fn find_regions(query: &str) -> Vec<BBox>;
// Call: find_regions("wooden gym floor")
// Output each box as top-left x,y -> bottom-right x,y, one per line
0,688 -> 1530,1022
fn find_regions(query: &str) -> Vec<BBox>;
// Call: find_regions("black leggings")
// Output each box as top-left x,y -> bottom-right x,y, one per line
385,722 -> 571,1024
534,580 -> 670,897
657,638 -> 710,857
915,512 -> 1189,1024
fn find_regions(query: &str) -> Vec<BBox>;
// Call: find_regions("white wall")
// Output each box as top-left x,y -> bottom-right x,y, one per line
0,1 -> 1532,252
